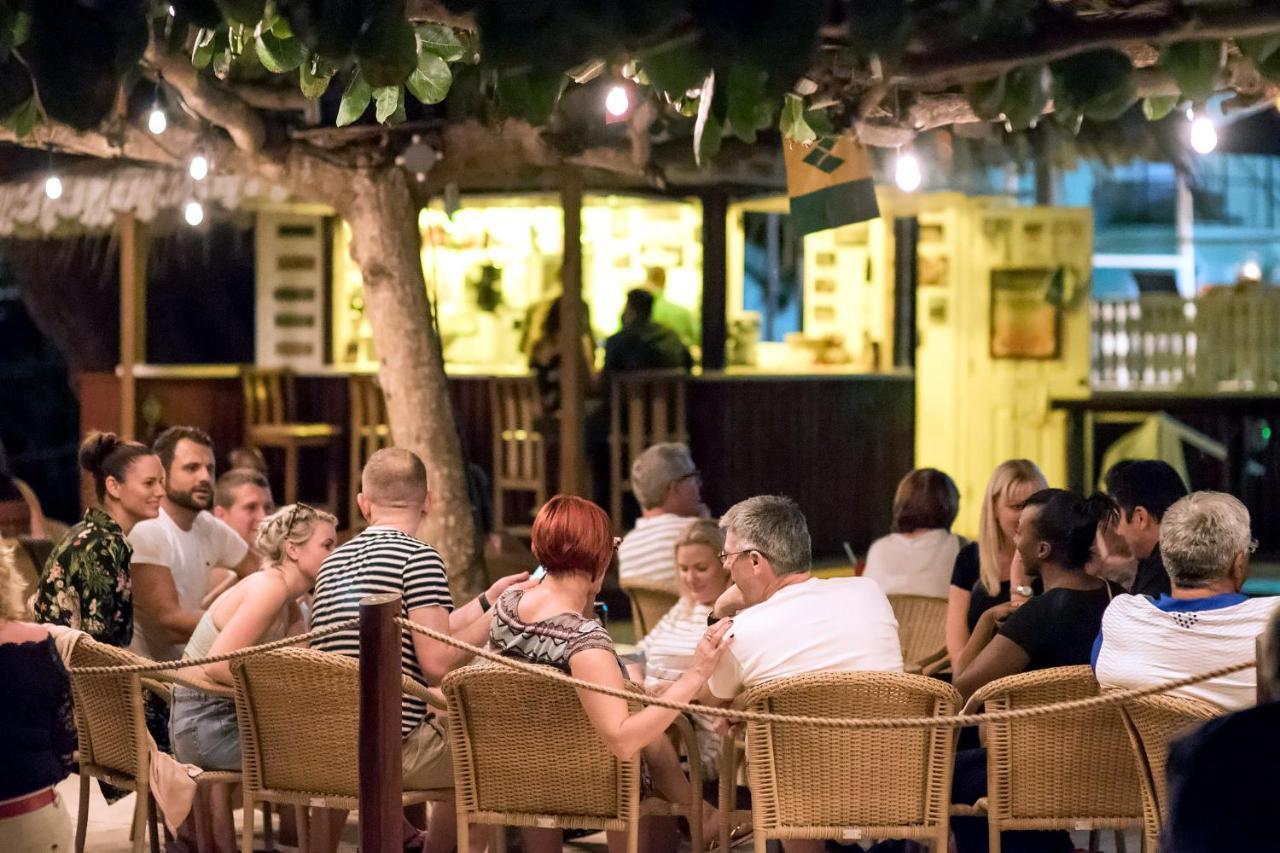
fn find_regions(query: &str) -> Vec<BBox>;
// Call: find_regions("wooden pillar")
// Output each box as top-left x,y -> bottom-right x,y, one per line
892,217 -> 919,371
700,193 -> 728,371
358,593 -> 403,853
558,169 -> 586,496
117,212 -> 148,439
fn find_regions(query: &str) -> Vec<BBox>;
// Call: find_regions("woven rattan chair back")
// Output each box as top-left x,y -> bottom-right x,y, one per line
232,647 -> 367,801
1120,693 -> 1223,850
740,671 -> 959,850
887,594 -> 947,670
975,666 -> 1143,842
68,638 -> 150,781
621,580 -> 679,640
442,659 -> 642,828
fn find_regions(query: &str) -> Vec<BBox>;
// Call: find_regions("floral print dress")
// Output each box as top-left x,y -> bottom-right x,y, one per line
34,507 -> 134,647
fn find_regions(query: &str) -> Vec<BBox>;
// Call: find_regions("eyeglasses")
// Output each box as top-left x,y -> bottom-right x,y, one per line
676,469 -> 701,485
613,536 -> 622,552
718,548 -> 764,566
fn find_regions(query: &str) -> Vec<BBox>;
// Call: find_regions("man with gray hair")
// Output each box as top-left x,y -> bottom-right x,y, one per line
706,495 -> 902,704
1093,491 -> 1280,709
617,442 -> 706,587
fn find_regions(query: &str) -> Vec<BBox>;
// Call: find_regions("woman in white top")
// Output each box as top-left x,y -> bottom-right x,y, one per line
629,518 -> 731,773
863,468 -> 962,599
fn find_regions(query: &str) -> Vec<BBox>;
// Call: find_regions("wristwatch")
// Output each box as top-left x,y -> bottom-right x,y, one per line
1014,584 -> 1035,598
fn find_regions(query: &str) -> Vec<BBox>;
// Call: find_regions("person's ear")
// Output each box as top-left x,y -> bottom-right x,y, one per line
356,492 -> 371,522
1230,551 -> 1249,590
1037,540 -> 1051,561
104,475 -> 123,502
1134,506 -> 1153,530
422,492 -> 432,517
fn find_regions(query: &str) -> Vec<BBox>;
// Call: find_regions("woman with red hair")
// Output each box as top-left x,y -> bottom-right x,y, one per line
490,495 -> 732,852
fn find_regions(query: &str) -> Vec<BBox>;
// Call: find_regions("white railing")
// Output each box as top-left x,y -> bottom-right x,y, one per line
1091,289 -> 1280,392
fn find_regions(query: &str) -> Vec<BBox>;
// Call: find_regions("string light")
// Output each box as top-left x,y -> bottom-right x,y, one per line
44,174 -> 63,200
189,154 -> 209,181
894,148 -> 922,192
147,104 -> 167,135
184,200 -> 204,226
604,85 -> 630,118
1188,110 -> 1217,154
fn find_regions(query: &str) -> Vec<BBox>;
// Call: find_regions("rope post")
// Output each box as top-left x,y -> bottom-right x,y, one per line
359,593 -> 403,853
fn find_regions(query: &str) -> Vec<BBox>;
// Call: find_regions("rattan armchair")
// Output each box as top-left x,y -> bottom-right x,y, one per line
441,659 -> 706,853
1119,694 -> 1224,853
230,647 -> 452,853
720,671 -> 961,853
968,666 -> 1143,853
886,594 -> 949,674
621,580 -> 680,641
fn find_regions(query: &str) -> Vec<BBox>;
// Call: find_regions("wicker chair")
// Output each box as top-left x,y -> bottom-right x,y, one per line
969,666 -> 1144,853
1119,694 -> 1224,853
621,580 -> 680,641
886,594 -> 948,674
230,647 -> 451,853
441,659 -> 706,853
721,671 -> 961,853
68,639 -> 240,853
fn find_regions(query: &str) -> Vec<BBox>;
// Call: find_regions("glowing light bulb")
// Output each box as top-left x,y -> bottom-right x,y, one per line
148,107 -> 167,135
1189,114 -> 1217,154
604,85 -> 629,118
895,150 -> 922,192
189,154 -> 209,181
44,175 -> 63,200
184,200 -> 204,226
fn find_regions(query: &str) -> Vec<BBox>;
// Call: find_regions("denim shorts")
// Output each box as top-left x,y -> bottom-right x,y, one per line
170,686 -> 241,771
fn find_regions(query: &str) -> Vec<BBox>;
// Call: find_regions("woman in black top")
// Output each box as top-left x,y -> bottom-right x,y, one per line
0,545 -> 76,850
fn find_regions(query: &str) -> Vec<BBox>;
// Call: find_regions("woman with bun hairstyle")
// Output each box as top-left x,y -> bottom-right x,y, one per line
34,432 -> 164,646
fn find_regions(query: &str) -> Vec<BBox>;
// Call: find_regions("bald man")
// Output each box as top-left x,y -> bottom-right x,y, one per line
310,448 -> 527,850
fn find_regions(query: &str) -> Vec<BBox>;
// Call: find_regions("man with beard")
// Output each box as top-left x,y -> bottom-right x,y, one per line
129,426 -> 259,662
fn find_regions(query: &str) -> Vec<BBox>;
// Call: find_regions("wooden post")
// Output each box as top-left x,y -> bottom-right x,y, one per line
358,593 -> 403,853
892,217 -> 919,371
700,193 -> 728,372
117,212 -> 148,439
559,169 -> 586,496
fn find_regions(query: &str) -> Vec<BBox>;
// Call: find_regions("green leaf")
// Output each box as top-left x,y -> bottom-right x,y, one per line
0,55 -> 33,118
965,75 -> 1007,122
641,40 -> 708,97
374,84 -> 403,123
725,64 -> 771,143
356,14 -> 417,87
693,71 -> 720,166
1051,50 -> 1136,121
275,0 -> 365,60
1,94 -> 36,137
804,109 -> 834,136
1239,35 -> 1280,83
496,67 -> 565,124
1158,40 -> 1223,103
336,71 -> 372,127
780,92 -> 815,143
405,51 -> 451,104
215,0 -> 266,25
270,15 -> 293,39
1142,95 -> 1178,121
415,23 -> 464,62
192,28 -> 219,69
299,54 -> 334,99
1001,66 -> 1048,130
255,30 -> 305,72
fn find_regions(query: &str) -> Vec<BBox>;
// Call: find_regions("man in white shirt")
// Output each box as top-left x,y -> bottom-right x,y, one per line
130,427 -> 259,661
617,442 -> 706,588
707,495 -> 903,703
1094,491 -> 1279,710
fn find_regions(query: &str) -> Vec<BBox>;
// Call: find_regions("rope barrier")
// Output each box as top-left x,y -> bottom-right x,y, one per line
394,616 -> 1254,729
66,619 -> 359,675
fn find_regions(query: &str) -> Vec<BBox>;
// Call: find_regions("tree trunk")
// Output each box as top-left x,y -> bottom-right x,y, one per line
339,167 -> 481,599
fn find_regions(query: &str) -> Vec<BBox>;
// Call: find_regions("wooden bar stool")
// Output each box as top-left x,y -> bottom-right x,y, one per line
240,367 -> 341,511
608,370 -> 688,530
488,376 -> 546,537
347,375 -> 392,531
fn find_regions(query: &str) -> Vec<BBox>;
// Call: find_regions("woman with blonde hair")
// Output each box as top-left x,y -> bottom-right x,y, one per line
943,460 -> 1047,664
0,543 -> 77,851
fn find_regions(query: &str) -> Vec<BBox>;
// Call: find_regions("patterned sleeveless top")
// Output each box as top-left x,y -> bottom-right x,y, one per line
489,587 -> 616,672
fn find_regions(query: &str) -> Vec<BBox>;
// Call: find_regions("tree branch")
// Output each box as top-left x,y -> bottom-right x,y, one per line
144,40 -> 267,152
405,0 -> 475,29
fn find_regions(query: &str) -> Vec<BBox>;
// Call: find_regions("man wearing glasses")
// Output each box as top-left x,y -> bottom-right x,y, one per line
617,442 -> 708,589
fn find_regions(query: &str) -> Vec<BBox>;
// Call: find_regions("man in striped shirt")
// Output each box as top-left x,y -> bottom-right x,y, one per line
617,442 -> 707,588
311,448 -> 528,849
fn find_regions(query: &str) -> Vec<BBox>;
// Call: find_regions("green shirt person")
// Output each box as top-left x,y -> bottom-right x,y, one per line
644,267 -> 700,349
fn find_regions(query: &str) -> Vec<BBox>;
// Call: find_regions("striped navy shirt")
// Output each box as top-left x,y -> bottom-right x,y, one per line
311,526 -> 453,737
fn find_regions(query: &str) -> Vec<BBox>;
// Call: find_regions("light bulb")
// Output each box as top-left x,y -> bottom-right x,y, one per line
148,107 -> 167,135
895,150 -> 922,192
184,200 -> 204,226
1189,114 -> 1217,154
604,85 -> 629,118
44,175 -> 63,200
189,154 -> 209,181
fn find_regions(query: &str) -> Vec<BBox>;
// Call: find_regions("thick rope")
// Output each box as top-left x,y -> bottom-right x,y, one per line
395,616 -> 1253,729
66,619 -> 359,675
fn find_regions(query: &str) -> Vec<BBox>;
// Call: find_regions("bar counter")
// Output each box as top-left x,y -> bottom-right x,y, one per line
80,364 -> 915,559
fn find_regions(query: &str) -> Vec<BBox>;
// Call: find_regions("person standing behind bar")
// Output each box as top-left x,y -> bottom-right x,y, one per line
603,289 -> 693,374
642,267 -> 699,351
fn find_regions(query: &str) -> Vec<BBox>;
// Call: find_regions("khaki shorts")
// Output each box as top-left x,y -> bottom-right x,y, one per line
402,717 -> 454,791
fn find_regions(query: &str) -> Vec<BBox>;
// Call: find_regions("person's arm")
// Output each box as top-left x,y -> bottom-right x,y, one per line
572,620 -> 732,760
132,563 -> 203,646
951,601 -> 1016,681
35,548 -> 80,629
944,585 -> 972,664
15,478 -> 46,540
230,547 -> 260,578
202,575 -> 290,685
446,572 -> 531,633
953,634 -> 1030,702
1009,551 -> 1030,606
408,604 -> 483,684
711,584 -> 746,620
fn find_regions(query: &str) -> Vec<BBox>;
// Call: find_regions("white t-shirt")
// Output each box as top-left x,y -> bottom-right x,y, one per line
708,576 -> 904,700
861,529 -> 960,599
618,513 -> 696,587
1094,592 -> 1280,711
128,507 -> 248,661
